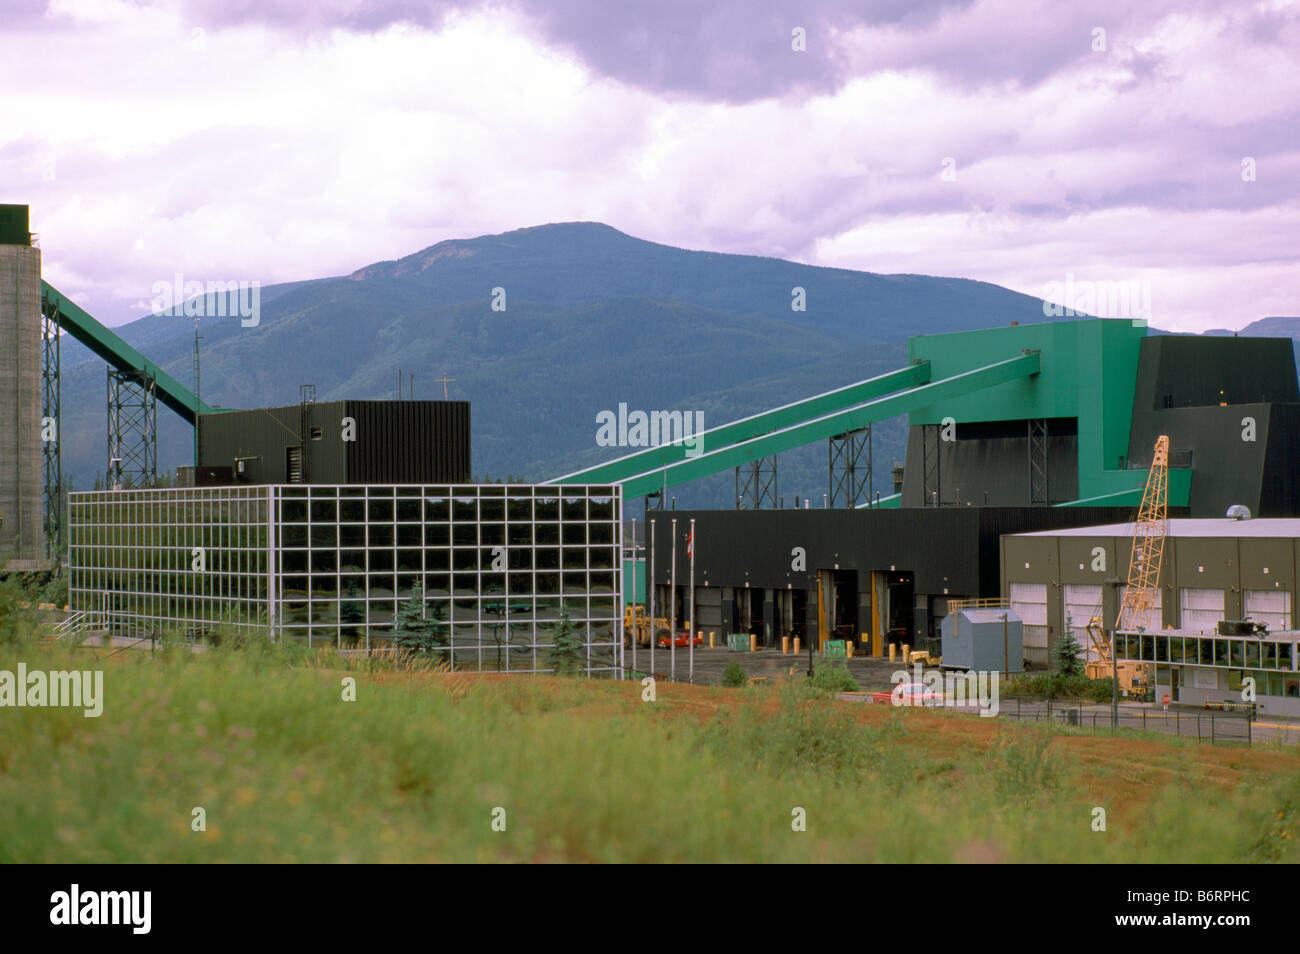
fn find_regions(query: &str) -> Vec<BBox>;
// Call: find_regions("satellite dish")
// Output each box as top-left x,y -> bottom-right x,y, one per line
1226,504 -> 1252,520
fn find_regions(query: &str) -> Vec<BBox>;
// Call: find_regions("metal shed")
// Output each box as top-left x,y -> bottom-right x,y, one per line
941,607 -> 1024,672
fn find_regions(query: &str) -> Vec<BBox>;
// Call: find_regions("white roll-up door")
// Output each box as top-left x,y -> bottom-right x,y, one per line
1064,584 -> 1103,662
1180,588 -> 1225,634
1244,590 -> 1291,631
1010,583 -> 1047,624
1010,583 -> 1048,665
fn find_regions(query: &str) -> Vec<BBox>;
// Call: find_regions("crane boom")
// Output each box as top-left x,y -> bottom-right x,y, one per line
1115,435 -> 1169,634
1087,435 -> 1169,674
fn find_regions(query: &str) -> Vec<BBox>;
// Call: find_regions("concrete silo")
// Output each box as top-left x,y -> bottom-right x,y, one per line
0,204 -> 44,569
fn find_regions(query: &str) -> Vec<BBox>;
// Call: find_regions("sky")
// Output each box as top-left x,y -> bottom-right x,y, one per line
1,0 -> 1297,331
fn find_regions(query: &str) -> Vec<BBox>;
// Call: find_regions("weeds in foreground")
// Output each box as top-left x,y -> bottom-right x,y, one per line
0,634 -> 1297,863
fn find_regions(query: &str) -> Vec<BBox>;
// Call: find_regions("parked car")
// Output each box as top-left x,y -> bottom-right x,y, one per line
873,682 -> 943,707
657,631 -> 703,648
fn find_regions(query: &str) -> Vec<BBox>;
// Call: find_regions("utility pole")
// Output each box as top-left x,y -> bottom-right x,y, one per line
1111,628 -> 1119,727
670,517 -> 678,682
1002,612 -> 1009,678
436,375 -> 455,400
1104,576 -> 1123,727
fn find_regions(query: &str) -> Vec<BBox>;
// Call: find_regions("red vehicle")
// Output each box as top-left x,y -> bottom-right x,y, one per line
657,631 -> 703,648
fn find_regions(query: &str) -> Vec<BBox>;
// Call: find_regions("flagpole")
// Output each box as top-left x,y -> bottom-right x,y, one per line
670,517 -> 678,683
630,517 -> 637,678
689,518 -> 696,684
648,514 -> 655,679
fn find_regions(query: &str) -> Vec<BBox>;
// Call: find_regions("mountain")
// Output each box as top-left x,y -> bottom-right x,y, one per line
56,223 -> 1282,509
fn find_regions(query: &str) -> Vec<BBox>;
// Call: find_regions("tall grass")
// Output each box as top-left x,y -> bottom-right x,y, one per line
0,635 -> 1296,863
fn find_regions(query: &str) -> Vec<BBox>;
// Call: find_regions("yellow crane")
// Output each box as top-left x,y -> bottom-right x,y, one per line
1085,435 -> 1168,695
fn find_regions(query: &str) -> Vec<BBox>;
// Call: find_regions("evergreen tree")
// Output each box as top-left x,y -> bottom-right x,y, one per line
546,605 -> 585,676
1055,627 -> 1085,677
340,579 -> 365,633
394,584 -> 448,659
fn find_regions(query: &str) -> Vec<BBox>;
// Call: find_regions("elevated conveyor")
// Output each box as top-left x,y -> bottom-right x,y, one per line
552,351 -> 1041,498
549,362 -> 931,488
41,281 -> 217,423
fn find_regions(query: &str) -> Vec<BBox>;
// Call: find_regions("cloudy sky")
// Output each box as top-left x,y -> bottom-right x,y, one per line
2,0 -> 1297,330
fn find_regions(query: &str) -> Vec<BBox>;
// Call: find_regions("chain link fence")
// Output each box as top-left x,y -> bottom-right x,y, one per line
1000,696 -> 1257,743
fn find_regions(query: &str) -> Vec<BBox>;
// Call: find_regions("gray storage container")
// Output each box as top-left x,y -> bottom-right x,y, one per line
941,607 -> 1024,672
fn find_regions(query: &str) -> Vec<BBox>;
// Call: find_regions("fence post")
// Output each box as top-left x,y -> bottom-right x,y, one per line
1248,714 -> 1252,746
1142,709 -> 1146,731
1211,715 -> 1215,743
1176,708 -> 1180,737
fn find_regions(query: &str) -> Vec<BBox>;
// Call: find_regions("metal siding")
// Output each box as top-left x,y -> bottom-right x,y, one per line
1261,405 -> 1300,515
902,418 -> 1080,507
1238,537 -> 1293,589
646,508 -> 984,596
343,401 -> 470,483
199,400 -> 469,484
647,506 -> 1146,613
1135,335 -> 1299,410
1173,538 -> 1236,589
199,404 -> 326,483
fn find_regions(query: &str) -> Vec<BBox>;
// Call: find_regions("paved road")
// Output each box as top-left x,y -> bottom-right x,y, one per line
630,647 -> 1300,745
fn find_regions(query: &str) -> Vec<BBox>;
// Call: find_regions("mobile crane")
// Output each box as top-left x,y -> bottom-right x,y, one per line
1085,435 -> 1168,698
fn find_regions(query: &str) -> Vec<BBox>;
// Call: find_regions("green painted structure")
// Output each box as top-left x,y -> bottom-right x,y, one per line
558,317 -> 1191,509
550,362 -> 931,487
41,280 -> 218,424
906,319 -> 1191,508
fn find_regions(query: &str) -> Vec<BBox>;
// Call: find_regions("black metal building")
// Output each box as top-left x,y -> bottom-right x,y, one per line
646,505 -> 1189,654
195,400 -> 471,485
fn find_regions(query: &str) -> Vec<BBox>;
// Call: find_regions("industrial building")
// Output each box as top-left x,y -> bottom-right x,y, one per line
643,506 -> 1152,655
1003,518 -> 1300,711
1112,626 -> 1299,717
11,198 -> 1300,689
608,319 -> 1298,657
67,482 -> 623,673
2,204 -> 621,675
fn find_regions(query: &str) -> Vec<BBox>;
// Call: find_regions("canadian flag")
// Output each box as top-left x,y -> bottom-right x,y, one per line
686,528 -> 693,559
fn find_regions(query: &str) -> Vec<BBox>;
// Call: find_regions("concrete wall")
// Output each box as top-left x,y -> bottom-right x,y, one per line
0,243 -> 43,568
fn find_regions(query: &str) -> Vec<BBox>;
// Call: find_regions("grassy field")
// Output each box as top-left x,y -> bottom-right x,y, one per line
1,636 -> 1298,863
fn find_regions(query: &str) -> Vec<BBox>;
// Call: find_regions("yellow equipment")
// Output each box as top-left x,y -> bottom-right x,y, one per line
1085,435 -> 1167,694
623,605 -> 672,648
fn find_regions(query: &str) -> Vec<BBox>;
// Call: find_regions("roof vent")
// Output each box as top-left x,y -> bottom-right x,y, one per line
1226,504 -> 1252,520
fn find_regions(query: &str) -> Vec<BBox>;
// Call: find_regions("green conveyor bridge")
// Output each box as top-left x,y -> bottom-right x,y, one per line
548,352 -> 1042,498
42,280 -> 216,423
